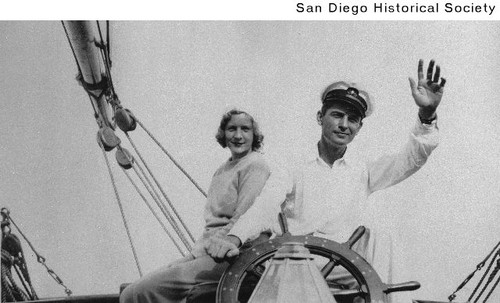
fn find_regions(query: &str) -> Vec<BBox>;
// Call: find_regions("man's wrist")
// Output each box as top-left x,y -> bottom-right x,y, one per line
419,113 -> 437,125
418,108 -> 437,124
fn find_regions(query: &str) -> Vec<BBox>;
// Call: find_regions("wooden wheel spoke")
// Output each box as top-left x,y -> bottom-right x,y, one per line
321,258 -> 340,277
330,288 -> 368,297
245,263 -> 266,278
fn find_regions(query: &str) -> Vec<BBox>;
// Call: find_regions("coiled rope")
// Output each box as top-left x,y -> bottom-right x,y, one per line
2,250 -> 30,302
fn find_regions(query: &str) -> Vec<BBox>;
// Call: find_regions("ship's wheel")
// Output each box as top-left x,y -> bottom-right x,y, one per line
216,228 -> 420,303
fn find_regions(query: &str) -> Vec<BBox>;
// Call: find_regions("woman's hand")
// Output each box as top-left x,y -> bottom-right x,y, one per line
205,235 -> 241,262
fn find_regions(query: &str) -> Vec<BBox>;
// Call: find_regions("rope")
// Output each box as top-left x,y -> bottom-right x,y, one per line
2,254 -> 29,302
99,142 -> 143,277
132,163 -> 163,207
12,265 -> 34,300
121,168 -> 187,256
61,21 -> 83,83
2,264 -> 18,302
106,21 -> 111,68
469,246 -> 500,302
473,255 -> 500,303
129,161 -> 191,252
1,265 -> 11,302
114,143 -> 191,251
64,20 -> 204,280
7,237 -> 38,300
125,146 -> 193,251
2,251 -> 16,302
133,118 -> 208,198
449,241 -> 500,302
3,213 -> 71,296
96,21 -> 116,98
124,133 -> 196,244
483,265 -> 500,303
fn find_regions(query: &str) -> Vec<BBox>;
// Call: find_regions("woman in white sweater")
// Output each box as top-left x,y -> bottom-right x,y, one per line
120,109 -> 271,303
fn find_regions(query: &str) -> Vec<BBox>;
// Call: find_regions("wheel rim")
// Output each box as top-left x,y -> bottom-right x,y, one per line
216,235 -> 387,303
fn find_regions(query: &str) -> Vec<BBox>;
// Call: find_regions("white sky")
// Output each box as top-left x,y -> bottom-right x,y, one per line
1,17 -> 499,303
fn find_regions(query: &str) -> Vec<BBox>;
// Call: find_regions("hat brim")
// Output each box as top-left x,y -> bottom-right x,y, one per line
323,96 -> 366,118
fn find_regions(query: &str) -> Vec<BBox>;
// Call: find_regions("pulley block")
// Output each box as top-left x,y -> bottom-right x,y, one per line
115,108 -> 137,132
116,148 -> 134,169
97,127 -> 121,151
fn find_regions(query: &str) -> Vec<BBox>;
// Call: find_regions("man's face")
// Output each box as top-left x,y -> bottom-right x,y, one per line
318,103 -> 363,147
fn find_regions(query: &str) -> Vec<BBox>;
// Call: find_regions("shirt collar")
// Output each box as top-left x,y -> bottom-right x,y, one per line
306,142 -> 355,168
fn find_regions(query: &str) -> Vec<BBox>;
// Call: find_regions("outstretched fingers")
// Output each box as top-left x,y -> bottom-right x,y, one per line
418,59 -> 424,81
433,65 -> 441,83
423,59 -> 446,92
440,77 -> 447,88
426,59 -> 435,81
412,59 -> 445,109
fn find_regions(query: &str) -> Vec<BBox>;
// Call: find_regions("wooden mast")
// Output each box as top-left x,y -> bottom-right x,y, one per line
63,21 -> 115,129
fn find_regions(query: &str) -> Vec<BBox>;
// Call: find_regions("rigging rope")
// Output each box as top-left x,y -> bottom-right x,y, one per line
121,168 -> 188,256
133,117 -> 208,198
96,21 -> 118,101
2,249 -> 30,302
2,261 -> 29,302
98,142 -> 143,277
128,157 -> 192,252
107,21 -> 111,68
124,133 -> 196,245
63,21 -> 212,273
448,240 -> 500,302
115,143 -> 192,252
2,209 -> 72,297
11,265 -> 34,300
473,254 -> 500,303
483,265 -> 500,303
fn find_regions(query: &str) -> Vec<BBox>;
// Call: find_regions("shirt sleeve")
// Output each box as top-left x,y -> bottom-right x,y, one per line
228,161 -> 293,244
213,156 -> 271,238
367,117 -> 439,194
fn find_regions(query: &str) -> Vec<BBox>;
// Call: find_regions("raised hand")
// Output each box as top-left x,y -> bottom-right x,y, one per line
409,59 -> 446,119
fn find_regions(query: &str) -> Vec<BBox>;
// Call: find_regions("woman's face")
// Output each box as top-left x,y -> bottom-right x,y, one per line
224,113 -> 254,160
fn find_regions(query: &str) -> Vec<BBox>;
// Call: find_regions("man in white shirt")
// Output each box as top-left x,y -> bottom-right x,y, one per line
205,59 -> 446,300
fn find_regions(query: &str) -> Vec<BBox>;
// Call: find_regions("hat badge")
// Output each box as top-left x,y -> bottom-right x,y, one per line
346,87 -> 359,98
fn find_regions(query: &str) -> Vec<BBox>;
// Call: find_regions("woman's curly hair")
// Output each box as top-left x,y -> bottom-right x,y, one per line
215,109 -> 264,151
